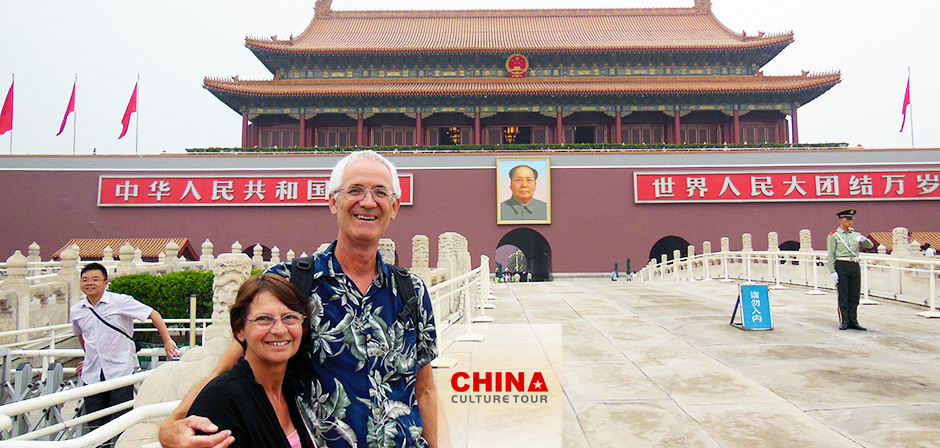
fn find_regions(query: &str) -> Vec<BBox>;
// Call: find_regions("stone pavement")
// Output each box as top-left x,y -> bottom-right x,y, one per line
434,278 -> 940,448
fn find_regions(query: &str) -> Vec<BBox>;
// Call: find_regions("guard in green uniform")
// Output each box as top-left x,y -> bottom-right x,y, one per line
826,209 -> 874,330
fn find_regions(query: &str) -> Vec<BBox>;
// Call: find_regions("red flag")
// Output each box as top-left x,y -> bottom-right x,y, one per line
119,82 -> 138,139
899,75 -> 911,133
0,81 -> 13,136
57,81 -> 76,136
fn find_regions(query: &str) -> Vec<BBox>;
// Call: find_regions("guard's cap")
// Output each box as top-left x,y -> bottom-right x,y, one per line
836,209 -> 857,218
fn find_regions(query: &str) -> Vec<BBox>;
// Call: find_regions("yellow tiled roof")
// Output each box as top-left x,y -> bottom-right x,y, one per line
868,232 -> 940,252
204,73 -> 840,97
246,5 -> 792,53
52,238 -> 196,261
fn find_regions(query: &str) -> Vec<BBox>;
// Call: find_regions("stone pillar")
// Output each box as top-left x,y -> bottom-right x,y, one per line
200,239 -> 215,270
270,246 -> 281,265
891,227 -> 910,257
205,253 -> 252,341
438,233 -> 457,279
58,247 -> 81,311
165,241 -> 181,272
378,238 -> 396,265
102,245 -> 114,262
742,233 -> 753,252
286,249 -> 296,261
117,242 -> 138,276
134,248 -> 143,263
799,229 -> 812,252
411,235 -> 431,283
27,242 -> 41,277
231,241 -> 243,254
6,251 -> 31,334
252,244 -> 264,270
703,241 -> 712,254
720,237 -> 730,252
768,232 -> 779,252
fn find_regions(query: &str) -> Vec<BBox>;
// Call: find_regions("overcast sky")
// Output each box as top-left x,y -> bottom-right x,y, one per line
1,0 -> 936,155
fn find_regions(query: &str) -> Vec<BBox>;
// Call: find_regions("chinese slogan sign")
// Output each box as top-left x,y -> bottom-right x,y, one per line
98,175 -> 414,207
634,170 -> 940,203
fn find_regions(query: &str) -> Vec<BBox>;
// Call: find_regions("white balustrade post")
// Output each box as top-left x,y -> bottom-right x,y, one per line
687,245 -> 695,281
673,250 -> 681,280
806,252 -> 826,295
702,241 -> 712,280
57,246 -> 81,310
473,255 -> 494,323
720,237 -> 732,282
252,244 -> 264,270
270,246 -> 281,265
27,242 -> 42,277
117,242 -> 138,276
200,239 -> 215,271
6,251 -> 31,341
918,262 -> 940,318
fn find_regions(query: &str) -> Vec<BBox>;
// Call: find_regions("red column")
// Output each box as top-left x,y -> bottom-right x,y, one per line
732,110 -> 740,145
556,111 -> 563,144
250,123 -> 259,147
241,113 -> 249,148
790,107 -> 799,144
299,113 -> 306,147
673,110 -> 681,144
357,113 -> 364,147
474,112 -> 481,145
614,111 -> 622,144
415,112 -> 422,146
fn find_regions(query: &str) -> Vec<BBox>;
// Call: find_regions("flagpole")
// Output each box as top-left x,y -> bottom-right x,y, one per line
8,73 -> 12,155
908,67 -> 915,148
135,74 -> 139,155
72,74 -> 77,155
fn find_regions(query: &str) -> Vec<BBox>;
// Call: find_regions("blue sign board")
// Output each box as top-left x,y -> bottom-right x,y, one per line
732,284 -> 773,330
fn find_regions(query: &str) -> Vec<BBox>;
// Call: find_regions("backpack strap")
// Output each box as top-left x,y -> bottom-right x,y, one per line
389,265 -> 420,330
289,255 -> 316,298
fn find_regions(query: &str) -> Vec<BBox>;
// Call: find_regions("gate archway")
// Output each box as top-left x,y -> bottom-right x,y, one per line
648,236 -> 691,265
496,228 -> 552,281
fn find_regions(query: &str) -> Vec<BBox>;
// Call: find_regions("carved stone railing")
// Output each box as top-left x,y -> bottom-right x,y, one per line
637,226 -> 940,316
0,232 -> 477,343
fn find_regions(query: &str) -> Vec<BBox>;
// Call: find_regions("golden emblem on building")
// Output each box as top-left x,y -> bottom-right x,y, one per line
505,54 -> 529,78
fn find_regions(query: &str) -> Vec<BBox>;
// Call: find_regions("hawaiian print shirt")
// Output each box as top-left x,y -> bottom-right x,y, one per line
265,241 -> 438,448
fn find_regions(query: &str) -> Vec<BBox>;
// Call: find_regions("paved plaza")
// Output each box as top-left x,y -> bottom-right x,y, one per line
436,278 -> 940,448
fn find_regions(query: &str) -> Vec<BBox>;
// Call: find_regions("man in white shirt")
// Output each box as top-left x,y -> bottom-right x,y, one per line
70,262 -> 179,437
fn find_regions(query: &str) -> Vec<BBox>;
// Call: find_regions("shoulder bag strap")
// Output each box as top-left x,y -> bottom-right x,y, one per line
389,265 -> 419,329
87,306 -> 134,341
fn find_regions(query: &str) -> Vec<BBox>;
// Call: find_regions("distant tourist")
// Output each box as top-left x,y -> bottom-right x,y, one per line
71,262 -> 179,443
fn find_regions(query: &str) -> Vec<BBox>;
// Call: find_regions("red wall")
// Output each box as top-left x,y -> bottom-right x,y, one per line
3,154 -> 940,274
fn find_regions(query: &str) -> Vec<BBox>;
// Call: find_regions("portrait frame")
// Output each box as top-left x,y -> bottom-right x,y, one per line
497,157 -> 551,225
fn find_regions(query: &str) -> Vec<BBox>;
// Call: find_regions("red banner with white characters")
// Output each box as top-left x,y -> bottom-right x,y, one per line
634,170 -> 940,203
98,174 -> 413,206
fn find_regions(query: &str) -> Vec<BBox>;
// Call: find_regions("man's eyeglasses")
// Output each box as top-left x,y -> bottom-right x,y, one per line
337,186 -> 394,201
246,313 -> 306,329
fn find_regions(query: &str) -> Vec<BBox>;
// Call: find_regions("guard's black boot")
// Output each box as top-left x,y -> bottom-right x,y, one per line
839,322 -> 849,330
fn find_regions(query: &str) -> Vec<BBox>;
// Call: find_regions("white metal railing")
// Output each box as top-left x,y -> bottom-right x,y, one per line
638,249 -> 940,316
0,370 -> 157,443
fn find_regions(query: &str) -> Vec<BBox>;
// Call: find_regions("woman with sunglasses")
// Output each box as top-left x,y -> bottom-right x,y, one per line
187,274 -> 314,448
